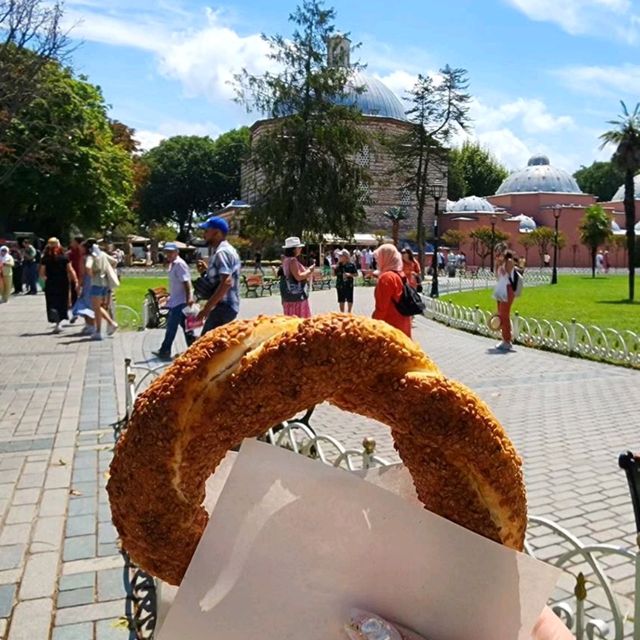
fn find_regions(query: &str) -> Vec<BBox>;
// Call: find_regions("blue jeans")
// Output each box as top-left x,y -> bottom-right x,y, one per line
202,303 -> 237,336
159,304 -> 187,354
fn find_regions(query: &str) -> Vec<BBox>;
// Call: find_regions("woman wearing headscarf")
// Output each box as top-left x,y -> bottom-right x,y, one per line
39,238 -> 79,333
372,243 -> 411,338
0,246 -> 14,303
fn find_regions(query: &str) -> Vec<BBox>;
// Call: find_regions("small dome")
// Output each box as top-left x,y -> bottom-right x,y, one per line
506,213 -> 537,232
528,154 -> 550,166
496,156 -> 582,195
449,195 -> 495,213
445,199 -> 456,212
612,220 -> 621,231
333,71 -> 406,121
611,175 -> 640,202
636,221 -> 640,232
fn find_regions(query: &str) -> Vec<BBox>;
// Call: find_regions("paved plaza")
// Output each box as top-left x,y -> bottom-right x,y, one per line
0,287 -> 638,637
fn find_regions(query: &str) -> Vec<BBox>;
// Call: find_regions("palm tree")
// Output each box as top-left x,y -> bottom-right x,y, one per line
579,204 -> 612,278
600,101 -> 640,300
383,207 -> 409,246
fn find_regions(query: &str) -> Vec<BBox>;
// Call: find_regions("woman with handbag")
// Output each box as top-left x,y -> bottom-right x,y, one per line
492,247 -> 516,352
280,237 -> 314,318
84,239 -> 119,341
372,243 -> 411,338
400,248 -> 421,291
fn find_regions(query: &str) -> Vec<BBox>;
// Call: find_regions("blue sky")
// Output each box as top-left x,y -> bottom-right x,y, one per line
64,0 -> 640,173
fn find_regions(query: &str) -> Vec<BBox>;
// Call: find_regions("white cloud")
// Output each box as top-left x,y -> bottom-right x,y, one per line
135,120 -> 224,151
554,63 -> 640,97
472,97 -> 575,134
473,129 -> 533,169
65,5 -> 275,102
373,70 -> 417,98
505,0 -> 640,43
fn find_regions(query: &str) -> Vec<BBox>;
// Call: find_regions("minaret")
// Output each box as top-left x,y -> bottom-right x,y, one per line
327,33 -> 351,68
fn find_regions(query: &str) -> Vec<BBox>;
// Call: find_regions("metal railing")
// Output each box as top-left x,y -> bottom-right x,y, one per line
423,297 -> 640,368
115,359 -> 640,639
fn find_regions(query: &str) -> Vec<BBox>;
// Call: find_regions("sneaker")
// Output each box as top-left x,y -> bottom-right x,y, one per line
69,316 -> 78,324
80,325 -> 93,336
107,323 -> 119,336
90,332 -> 103,341
52,325 -> 61,334
152,350 -> 172,361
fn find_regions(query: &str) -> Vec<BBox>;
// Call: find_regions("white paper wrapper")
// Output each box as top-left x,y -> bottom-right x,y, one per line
158,440 -> 559,639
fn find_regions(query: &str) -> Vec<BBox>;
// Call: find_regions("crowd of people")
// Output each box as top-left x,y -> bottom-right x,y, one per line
0,236 -> 122,339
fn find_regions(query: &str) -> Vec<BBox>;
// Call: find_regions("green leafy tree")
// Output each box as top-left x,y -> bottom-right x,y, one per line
0,60 -> 134,238
469,226 -> 509,267
600,101 -> 640,300
573,161 -> 625,202
0,0 -> 73,183
234,1 -> 369,238
138,135 -> 223,240
579,204 -> 612,278
389,66 -> 471,277
209,127 -> 250,206
383,207 -> 408,246
529,227 -> 566,267
441,229 -> 465,249
446,151 -> 466,200
519,232 -> 536,264
449,141 -> 508,197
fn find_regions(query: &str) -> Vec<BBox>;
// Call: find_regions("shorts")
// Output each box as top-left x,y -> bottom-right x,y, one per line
90,285 -> 109,297
337,287 -> 353,304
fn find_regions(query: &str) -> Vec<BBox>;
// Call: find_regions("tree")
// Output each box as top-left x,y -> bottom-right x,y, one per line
447,151 -> 466,200
573,161 -> 625,202
449,141 -> 508,197
469,226 -> 509,267
529,227 -> 566,267
0,59 -> 134,238
441,229 -> 465,249
519,232 -> 536,263
0,0 -> 74,183
579,204 -> 612,278
390,66 -> 471,278
138,136 -> 225,240
211,127 -> 250,206
383,207 -> 408,246
600,101 -> 640,300
234,1 -> 369,238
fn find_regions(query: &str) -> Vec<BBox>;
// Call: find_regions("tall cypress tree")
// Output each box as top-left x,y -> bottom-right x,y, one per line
234,1 -> 370,238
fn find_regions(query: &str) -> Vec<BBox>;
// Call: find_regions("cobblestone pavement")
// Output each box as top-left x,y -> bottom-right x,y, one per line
0,286 -> 638,637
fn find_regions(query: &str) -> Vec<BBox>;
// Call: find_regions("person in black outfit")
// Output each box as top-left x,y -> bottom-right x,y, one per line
254,251 -> 264,275
333,249 -> 358,312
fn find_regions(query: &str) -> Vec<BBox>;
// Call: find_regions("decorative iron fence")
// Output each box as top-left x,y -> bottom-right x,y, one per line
423,297 -> 640,368
115,359 -> 640,639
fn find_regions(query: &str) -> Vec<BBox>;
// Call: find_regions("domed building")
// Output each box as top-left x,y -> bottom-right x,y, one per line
610,176 -> 640,202
496,155 -> 582,195
241,36 -> 444,238
449,196 -> 495,213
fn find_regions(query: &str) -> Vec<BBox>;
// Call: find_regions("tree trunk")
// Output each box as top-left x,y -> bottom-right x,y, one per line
624,169 -> 635,301
591,247 -> 596,279
392,221 -> 399,246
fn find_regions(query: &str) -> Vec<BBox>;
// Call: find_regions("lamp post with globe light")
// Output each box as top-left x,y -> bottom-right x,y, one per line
551,207 -> 561,285
490,214 -> 497,273
429,181 -> 446,298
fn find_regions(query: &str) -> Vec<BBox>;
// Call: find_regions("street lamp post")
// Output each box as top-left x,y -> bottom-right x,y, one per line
551,208 -> 561,285
490,214 -> 497,273
429,181 -> 445,298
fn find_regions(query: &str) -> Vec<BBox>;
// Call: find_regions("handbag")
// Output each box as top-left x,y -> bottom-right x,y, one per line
394,275 -> 425,316
279,274 -> 308,303
193,275 -> 218,300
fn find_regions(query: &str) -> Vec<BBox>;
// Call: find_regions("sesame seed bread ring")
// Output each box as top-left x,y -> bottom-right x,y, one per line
107,313 -> 527,585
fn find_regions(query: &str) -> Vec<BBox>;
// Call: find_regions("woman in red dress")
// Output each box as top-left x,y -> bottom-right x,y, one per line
372,243 -> 411,338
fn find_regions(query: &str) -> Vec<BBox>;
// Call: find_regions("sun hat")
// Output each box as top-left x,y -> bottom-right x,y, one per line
47,237 -> 60,247
198,216 -> 229,234
339,249 -> 350,258
0,246 -> 8,253
163,242 -> 179,252
283,237 -> 304,249
488,314 -> 502,331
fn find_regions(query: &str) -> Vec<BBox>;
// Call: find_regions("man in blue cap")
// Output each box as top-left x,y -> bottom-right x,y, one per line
152,242 -> 194,360
195,216 -> 241,334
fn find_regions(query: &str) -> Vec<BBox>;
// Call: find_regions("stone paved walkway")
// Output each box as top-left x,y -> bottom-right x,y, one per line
0,287 -> 638,637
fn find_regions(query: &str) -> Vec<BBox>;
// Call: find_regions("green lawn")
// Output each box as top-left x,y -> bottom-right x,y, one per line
113,275 -> 166,328
441,275 -> 640,334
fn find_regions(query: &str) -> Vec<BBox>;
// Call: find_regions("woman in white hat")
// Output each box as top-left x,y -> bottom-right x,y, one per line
0,246 -> 14,303
279,237 -> 315,318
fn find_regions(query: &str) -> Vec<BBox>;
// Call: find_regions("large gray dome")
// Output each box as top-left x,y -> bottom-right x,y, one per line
611,175 -> 640,201
333,71 -> 406,121
496,155 -> 582,195
449,195 -> 495,212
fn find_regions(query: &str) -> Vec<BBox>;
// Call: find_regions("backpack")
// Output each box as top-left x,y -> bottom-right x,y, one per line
509,268 -> 524,298
394,275 -> 426,316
